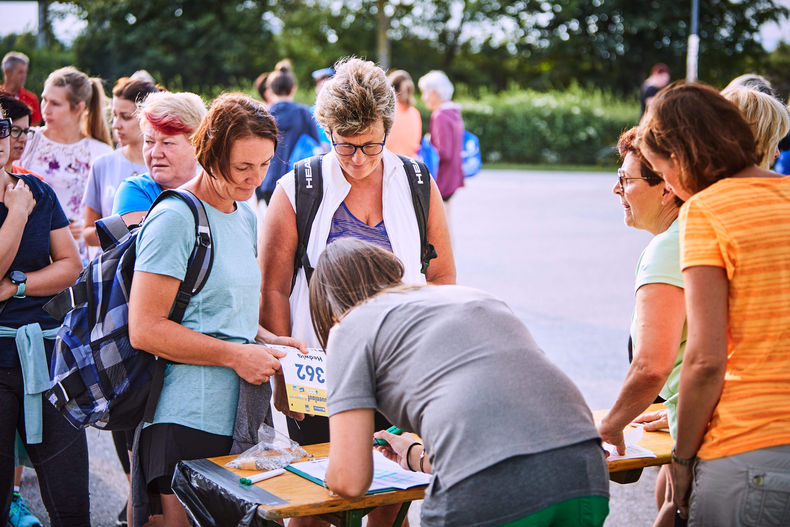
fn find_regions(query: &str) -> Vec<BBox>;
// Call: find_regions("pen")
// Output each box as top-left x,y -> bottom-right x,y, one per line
239,468 -> 285,486
374,426 -> 403,446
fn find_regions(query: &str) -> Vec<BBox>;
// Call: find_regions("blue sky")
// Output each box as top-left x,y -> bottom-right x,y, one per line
1,0 -> 789,50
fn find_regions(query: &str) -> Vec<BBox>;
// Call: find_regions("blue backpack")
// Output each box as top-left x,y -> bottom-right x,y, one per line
43,190 -> 213,430
462,131 -> 482,177
288,133 -> 323,172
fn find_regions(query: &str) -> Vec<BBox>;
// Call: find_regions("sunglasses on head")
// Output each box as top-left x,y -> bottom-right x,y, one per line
0,119 -> 11,140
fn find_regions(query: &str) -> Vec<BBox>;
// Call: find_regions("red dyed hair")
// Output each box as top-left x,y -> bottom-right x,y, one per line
144,112 -> 194,136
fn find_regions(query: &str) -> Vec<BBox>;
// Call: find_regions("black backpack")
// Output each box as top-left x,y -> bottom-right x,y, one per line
291,154 -> 437,290
43,189 -> 213,431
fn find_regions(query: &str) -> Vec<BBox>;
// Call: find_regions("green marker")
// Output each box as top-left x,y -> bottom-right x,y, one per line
374,426 -> 403,446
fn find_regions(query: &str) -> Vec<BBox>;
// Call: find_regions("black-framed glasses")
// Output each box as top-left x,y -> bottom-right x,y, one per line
331,132 -> 388,156
617,168 -> 651,192
9,126 -> 32,139
0,119 -> 11,139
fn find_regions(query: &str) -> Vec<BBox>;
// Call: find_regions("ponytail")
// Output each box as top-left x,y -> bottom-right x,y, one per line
86,77 -> 111,145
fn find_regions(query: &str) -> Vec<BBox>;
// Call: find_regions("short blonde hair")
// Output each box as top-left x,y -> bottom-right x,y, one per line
721,86 -> 790,169
314,57 -> 395,136
138,91 -> 206,139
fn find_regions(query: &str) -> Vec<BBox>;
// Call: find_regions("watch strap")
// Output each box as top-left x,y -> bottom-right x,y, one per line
671,446 -> 695,466
13,281 -> 26,298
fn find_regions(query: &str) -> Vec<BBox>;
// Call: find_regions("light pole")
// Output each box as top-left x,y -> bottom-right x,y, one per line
686,0 -> 699,82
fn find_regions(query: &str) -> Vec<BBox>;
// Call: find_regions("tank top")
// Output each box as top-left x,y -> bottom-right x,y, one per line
326,202 -> 393,252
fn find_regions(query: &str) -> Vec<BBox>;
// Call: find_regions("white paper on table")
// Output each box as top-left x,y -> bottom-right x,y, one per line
602,426 -> 657,460
287,450 -> 432,493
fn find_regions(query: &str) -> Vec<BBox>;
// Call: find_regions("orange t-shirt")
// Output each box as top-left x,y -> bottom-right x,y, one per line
680,176 -> 790,460
10,165 -> 44,181
385,102 -> 422,159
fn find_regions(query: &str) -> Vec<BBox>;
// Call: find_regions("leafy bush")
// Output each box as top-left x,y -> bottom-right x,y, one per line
420,86 -> 640,166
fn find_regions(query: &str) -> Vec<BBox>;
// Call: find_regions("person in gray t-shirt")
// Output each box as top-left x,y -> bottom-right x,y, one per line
309,239 -> 609,527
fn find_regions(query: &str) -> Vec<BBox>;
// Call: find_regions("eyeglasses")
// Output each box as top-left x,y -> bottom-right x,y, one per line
0,119 -> 11,139
331,132 -> 388,156
9,126 -> 32,139
617,168 -> 652,192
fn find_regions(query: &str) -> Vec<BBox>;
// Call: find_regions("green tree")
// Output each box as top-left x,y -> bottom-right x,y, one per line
68,0 -> 276,94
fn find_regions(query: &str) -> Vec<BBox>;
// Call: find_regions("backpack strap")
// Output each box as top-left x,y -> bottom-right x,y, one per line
397,155 -> 438,275
141,189 -> 214,424
95,214 -> 133,251
292,155 -> 325,292
146,189 -> 214,323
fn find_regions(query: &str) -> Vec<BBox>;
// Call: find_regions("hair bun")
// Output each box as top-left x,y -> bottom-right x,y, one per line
275,58 -> 292,73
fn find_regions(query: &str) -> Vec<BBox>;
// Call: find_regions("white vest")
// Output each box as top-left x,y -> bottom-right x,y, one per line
279,149 -> 427,346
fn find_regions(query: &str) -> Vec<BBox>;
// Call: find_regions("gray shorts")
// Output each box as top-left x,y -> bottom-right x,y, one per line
689,443 -> 790,527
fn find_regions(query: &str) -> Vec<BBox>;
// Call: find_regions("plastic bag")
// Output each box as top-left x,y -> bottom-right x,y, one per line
225,422 -> 309,471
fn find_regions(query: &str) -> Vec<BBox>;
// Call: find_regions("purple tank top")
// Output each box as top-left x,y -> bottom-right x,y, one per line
326,202 -> 393,252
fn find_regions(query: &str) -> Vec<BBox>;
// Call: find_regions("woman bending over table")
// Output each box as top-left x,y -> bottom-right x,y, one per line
310,238 -> 610,527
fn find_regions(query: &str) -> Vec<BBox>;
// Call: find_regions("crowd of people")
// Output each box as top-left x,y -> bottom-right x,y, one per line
1,47 -> 789,527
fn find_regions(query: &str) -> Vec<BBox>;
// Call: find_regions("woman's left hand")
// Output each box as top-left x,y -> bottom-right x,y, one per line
671,461 -> 694,519
374,431 -> 420,471
256,326 -> 307,353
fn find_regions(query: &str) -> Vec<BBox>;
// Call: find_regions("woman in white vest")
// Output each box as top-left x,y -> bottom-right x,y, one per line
259,57 -> 454,527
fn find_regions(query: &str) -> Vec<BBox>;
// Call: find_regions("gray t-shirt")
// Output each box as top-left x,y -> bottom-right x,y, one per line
82,149 -> 147,216
327,285 -> 601,490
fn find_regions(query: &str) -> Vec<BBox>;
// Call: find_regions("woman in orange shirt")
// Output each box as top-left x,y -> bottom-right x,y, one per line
385,70 -> 422,159
638,82 -> 790,527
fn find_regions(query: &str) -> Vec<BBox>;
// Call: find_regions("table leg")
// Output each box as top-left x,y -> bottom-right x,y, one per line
391,502 -> 411,527
317,502 -> 411,527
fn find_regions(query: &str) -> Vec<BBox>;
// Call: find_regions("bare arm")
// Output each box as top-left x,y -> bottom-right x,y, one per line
598,283 -> 685,454
120,210 -> 146,227
672,265 -> 728,516
0,179 -> 36,277
674,266 -> 728,457
0,226 -> 82,301
425,177 -> 456,285
258,185 -> 304,417
82,205 -> 102,247
327,409 -> 375,498
128,270 -> 285,385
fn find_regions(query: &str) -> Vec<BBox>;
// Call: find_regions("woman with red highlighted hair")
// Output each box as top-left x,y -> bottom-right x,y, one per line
111,91 -> 206,226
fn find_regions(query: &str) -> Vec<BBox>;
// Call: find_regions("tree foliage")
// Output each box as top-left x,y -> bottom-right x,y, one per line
4,0 -> 787,97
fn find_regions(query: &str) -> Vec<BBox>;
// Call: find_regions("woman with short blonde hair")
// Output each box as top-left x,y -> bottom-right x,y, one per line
720,85 -> 789,168
111,91 -> 207,226
260,57 -> 455,527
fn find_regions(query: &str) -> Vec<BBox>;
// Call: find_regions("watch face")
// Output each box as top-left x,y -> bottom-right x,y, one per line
9,271 -> 26,284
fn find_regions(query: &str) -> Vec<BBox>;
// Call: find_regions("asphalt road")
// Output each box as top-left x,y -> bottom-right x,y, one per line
20,168 -> 660,526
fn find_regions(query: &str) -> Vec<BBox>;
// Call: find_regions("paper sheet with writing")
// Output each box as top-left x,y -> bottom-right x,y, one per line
288,450 -> 432,493
271,345 -> 328,417
602,426 -> 657,460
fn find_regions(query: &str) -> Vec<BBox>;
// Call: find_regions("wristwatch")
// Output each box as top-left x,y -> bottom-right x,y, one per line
9,271 -> 26,299
671,446 -> 695,466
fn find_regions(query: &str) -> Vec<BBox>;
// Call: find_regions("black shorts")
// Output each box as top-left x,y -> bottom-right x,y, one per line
139,423 -> 232,494
286,412 -> 393,446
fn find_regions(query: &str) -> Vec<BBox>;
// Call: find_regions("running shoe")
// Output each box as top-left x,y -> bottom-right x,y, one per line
7,492 -> 42,527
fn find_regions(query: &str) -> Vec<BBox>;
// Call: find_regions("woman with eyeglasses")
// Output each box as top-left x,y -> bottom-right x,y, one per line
638,83 -> 790,526
0,92 -> 35,177
0,108 -> 87,526
597,126 -> 686,527
259,57 -> 455,527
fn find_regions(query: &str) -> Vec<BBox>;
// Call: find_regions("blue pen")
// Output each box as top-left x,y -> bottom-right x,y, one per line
374,426 -> 402,446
